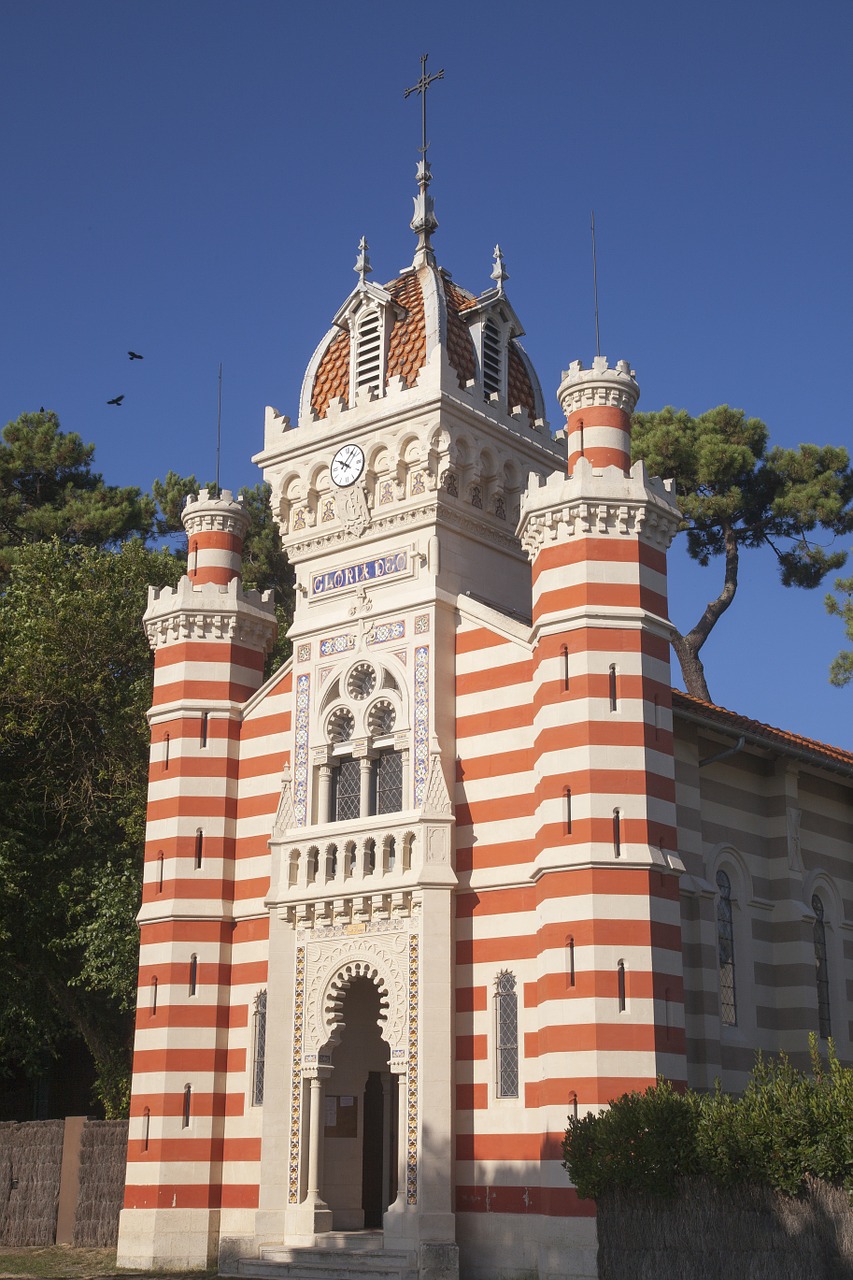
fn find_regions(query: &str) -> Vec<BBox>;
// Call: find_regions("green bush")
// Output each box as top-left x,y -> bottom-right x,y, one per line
563,1037 -> 853,1201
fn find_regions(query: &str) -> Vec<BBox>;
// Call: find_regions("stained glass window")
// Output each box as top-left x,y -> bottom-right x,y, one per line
334,756 -> 361,822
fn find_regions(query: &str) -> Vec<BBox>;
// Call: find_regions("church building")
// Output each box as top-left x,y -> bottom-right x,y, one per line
116,150 -> 853,1280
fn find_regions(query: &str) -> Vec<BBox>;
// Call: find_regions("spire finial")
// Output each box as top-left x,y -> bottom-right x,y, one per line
491,244 -> 509,292
354,236 -> 372,282
404,54 -> 444,262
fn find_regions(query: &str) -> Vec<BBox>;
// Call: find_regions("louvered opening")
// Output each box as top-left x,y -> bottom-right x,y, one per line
356,311 -> 382,390
482,319 -> 502,395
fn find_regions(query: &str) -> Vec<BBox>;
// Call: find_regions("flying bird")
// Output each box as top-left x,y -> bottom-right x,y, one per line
128,351 -> 144,360
107,395 -> 125,406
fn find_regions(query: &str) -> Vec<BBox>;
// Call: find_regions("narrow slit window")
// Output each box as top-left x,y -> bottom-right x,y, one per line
654,694 -> 661,739
562,645 -> 570,692
355,310 -> 382,392
163,732 -> 170,771
142,1108 -> 150,1152
252,990 -> 267,1106
195,829 -> 204,870
157,853 -> 164,893
617,960 -> 626,1012
716,870 -> 737,1026
190,542 -> 198,577
151,977 -> 158,1015
568,937 -> 575,988
609,664 -> 618,711
613,809 -> 622,858
812,894 -> 831,1039
565,787 -> 572,837
495,971 -> 519,1098
482,319 -> 502,395
200,711 -> 209,748
189,954 -> 198,997
570,1092 -> 578,1123
665,986 -> 672,1040
182,1085 -> 192,1128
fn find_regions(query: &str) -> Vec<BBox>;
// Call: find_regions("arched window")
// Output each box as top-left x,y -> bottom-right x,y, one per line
189,954 -> 198,997
716,870 -> 737,1026
617,960 -> 626,1012
494,971 -> 519,1098
182,1085 -> 192,1128
812,894 -> 832,1039
252,990 -> 267,1106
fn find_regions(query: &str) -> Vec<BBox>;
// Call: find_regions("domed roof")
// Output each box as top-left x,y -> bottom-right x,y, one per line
303,259 -> 543,428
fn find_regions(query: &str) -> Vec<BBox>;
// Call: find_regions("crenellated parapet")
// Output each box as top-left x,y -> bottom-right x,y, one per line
557,356 -> 640,417
517,455 -> 681,559
143,575 -> 278,653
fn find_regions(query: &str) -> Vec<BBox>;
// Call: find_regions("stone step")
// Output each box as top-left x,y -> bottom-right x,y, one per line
236,1238 -> 417,1280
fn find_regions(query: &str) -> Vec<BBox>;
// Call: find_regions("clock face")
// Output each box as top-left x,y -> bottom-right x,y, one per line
331,443 -> 365,488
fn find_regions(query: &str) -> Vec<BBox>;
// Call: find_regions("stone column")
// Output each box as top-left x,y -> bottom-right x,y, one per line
317,765 -> 333,824
380,1070 -> 393,1210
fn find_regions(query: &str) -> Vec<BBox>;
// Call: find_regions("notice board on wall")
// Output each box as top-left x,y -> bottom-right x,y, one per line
324,1094 -> 358,1138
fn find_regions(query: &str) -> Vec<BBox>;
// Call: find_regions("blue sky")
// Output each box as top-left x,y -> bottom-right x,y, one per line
2,0 -> 852,747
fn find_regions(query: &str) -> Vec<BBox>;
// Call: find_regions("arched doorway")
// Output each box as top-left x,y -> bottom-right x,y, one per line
322,975 -> 397,1229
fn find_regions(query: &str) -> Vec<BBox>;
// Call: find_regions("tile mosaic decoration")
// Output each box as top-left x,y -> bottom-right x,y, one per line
414,646 -> 429,806
406,932 -> 419,1204
319,633 -> 356,657
296,643 -> 311,663
411,471 -> 426,496
379,480 -> 394,505
414,614 -> 430,634
293,508 -> 307,530
321,498 -> 335,523
288,945 -> 306,1203
368,620 -> 405,645
293,674 -> 310,826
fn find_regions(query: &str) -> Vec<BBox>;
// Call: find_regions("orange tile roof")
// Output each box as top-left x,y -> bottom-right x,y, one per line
386,272 -> 426,388
672,690 -> 853,773
311,328 -> 349,419
443,277 -> 477,389
507,343 -> 537,428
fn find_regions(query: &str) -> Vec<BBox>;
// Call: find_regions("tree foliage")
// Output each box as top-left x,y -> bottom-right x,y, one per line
563,1038 -> 853,1202
0,411 -> 155,579
631,406 -> 853,701
0,538 -> 183,1115
0,412 -> 294,1115
826,572 -> 853,688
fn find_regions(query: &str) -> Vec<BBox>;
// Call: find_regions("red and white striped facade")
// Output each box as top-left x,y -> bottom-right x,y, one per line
118,250 -> 853,1280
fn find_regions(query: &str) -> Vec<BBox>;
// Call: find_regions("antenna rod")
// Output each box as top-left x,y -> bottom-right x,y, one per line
215,362 -> 222,495
591,210 -> 601,358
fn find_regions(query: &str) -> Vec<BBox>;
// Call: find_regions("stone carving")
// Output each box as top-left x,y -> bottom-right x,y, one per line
336,481 -> 371,537
271,766 -> 295,838
303,933 -> 410,1060
422,751 -> 452,817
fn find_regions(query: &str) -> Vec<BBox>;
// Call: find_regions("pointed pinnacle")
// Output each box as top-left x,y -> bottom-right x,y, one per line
354,236 -> 372,281
491,244 -> 509,290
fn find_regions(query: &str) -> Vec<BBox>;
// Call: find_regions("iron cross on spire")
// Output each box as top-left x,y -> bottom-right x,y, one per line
404,53 -> 444,158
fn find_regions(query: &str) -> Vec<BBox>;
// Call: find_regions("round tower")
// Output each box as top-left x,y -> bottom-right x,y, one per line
558,356 -> 639,473
183,487 -> 250,586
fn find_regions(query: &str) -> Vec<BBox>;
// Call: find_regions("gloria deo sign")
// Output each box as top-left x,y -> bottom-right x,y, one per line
311,552 -> 408,597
